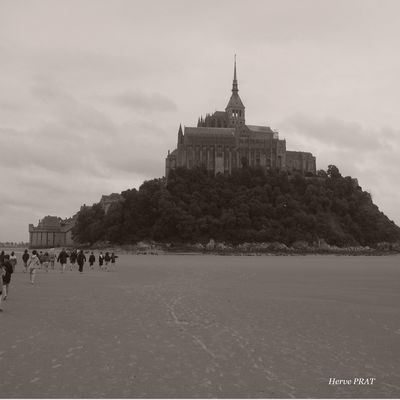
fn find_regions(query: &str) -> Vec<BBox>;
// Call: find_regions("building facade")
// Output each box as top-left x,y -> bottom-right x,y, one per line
28,193 -> 123,248
29,215 -> 76,249
166,60 -> 316,177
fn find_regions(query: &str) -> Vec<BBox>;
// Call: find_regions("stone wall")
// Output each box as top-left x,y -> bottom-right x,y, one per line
286,151 -> 316,174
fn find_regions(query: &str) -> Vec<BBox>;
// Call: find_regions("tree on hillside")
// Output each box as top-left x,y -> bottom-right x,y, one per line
72,166 -> 400,247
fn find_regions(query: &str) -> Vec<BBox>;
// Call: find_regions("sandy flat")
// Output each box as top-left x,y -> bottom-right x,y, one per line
0,254 -> 399,398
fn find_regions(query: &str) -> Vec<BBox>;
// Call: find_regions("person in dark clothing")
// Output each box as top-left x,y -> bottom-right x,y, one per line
88,252 -> 96,270
77,250 -> 86,274
0,264 -> 5,311
57,248 -> 69,273
2,255 -> 14,300
0,250 -> 5,265
38,251 -> 44,268
98,252 -> 104,270
104,252 -> 111,271
42,252 -> 50,273
22,249 -> 30,273
69,250 -> 77,271
111,252 -> 118,269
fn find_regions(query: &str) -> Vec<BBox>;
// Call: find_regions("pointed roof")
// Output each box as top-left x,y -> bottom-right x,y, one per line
232,54 -> 238,94
226,93 -> 245,109
226,55 -> 245,110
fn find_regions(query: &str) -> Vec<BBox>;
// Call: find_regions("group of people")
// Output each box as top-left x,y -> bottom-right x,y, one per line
0,248 -> 118,312
55,249 -> 118,273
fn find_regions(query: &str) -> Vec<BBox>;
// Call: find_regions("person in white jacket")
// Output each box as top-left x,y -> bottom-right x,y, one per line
28,250 -> 40,284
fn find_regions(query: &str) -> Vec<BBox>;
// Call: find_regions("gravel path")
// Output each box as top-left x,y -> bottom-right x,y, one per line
1,254 -> 399,398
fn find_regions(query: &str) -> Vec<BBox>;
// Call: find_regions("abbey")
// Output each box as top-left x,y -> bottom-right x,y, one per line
166,60 -> 316,176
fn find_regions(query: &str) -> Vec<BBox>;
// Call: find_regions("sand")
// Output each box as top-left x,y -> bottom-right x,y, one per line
0,253 -> 399,398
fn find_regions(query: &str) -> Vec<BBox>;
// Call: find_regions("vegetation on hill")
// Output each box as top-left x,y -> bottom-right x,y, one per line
72,165 -> 400,247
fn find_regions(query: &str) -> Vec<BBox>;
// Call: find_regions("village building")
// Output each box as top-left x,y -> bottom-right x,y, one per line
99,193 -> 123,213
166,59 -> 316,177
29,215 -> 76,249
29,193 -> 122,248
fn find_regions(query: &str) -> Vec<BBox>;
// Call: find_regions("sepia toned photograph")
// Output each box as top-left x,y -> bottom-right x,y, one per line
0,0 -> 399,398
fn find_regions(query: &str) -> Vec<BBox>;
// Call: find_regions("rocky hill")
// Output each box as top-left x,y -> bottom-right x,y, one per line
72,165 -> 400,248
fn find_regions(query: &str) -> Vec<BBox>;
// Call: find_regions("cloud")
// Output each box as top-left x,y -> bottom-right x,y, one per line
279,114 -> 391,152
114,91 -> 178,113
31,79 -> 117,135
0,78 -> 175,240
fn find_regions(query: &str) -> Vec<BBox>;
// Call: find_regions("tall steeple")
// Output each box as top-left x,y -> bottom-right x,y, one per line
226,55 -> 245,128
232,54 -> 238,94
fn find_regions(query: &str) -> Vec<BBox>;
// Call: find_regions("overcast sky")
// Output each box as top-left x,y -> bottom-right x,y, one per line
1,0 -> 399,241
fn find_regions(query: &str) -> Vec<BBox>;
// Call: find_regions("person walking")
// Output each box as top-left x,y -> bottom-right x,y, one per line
38,251 -> 44,269
111,252 -> 118,270
0,263 -> 6,312
49,249 -> 56,270
1,255 -> 14,300
88,252 -> 95,270
104,252 -> 111,271
77,250 -> 86,274
0,251 -> 5,265
22,249 -> 30,273
42,252 -> 50,273
10,251 -> 17,273
57,248 -> 68,273
98,252 -> 104,270
28,250 -> 40,284
69,250 -> 77,271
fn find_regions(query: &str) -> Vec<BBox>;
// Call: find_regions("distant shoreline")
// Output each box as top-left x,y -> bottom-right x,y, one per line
4,245 -> 399,257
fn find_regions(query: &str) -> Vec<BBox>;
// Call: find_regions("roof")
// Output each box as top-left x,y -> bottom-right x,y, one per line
246,125 -> 273,133
60,219 -> 75,233
226,93 -> 245,109
100,193 -> 123,203
30,215 -> 76,232
212,111 -> 227,118
185,127 -> 235,137
246,125 -> 279,139
38,216 -> 61,228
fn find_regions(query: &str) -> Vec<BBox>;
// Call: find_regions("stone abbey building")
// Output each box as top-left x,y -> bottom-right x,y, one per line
166,60 -> 316,176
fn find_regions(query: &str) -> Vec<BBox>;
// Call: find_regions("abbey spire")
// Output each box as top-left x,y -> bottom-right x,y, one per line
232,54 -> 238,93
226,55 -> 245,128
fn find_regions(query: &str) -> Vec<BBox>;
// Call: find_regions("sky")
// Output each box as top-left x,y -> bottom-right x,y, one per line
0,0 -> 399,241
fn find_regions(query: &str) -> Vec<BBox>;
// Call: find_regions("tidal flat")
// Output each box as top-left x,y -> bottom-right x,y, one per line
1,254 -> 399,398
